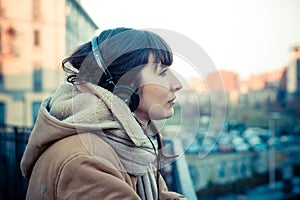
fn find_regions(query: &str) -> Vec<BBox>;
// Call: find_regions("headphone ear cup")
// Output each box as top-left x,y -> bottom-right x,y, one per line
113,86 -> 140,112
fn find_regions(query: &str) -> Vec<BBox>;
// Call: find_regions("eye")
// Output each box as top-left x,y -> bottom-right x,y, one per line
159,68 -> 169,76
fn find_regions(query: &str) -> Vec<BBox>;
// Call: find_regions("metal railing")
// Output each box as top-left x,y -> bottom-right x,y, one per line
0,125 -> 30,200
0,125 -> 198,200
171,139 -> 198,200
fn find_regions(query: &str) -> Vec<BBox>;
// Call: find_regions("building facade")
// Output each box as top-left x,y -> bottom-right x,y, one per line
0,0 -> 98,126
244,68 -> 286,105
205,70 -> 239,103
287,45 -> 300,95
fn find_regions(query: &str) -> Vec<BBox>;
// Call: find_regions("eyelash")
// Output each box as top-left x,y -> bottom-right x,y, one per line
159,70 -> 168,76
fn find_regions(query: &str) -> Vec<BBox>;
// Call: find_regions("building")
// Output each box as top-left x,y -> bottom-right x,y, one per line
287,45 -> 300,95
204,70 -> 239,103
188,76 -> 208,93
189,70 -> 239,92
0,0 -> 98,126
247,68 -> 286,91
245,68 -> 286,105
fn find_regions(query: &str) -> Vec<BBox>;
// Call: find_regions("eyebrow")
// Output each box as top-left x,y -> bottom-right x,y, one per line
156,64 -> 169,73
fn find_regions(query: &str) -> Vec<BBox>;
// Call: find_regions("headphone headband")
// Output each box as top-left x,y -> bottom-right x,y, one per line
91,36 -> 114,84
90,35 -> 140,112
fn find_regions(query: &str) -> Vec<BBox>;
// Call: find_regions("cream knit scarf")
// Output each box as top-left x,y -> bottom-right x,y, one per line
49,82 -> 159,200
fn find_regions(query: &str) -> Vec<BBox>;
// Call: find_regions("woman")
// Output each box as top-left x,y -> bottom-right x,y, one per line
21,27 -> 184,199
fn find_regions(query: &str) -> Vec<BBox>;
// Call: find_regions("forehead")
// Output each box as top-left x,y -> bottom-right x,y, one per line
148,53 -> 155,63
146,53 -> 166,71
147,53 -> 163,68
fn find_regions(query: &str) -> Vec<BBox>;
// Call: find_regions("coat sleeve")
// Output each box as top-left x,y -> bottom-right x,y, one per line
55,154 -> 140,200
158,172 -> 187,200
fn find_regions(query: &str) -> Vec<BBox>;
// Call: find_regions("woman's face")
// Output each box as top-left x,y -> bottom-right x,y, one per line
134,53 -> 182,124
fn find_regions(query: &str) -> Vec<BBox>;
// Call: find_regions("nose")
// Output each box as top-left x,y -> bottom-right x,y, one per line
170,71 -> 183,92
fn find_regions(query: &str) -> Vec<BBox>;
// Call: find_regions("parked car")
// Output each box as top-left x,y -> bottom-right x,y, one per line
243,127 -> 267,138
200,143 -> 218,154
233,142 -> 250,152
231,136 -> 245,146
199,137 -> 218,154
247,135 -> 262,146
250,142 -> 268,152
267,137 -> 282,149
280,135 -> 299,145
244,134 -> 268,152
217,137 -> 234,153
185,141 -> 201,154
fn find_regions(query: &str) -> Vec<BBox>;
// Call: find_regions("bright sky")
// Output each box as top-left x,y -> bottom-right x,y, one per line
81,0 -> 300,79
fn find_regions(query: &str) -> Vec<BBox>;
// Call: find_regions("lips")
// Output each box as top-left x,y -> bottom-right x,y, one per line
168,97 -> 176,105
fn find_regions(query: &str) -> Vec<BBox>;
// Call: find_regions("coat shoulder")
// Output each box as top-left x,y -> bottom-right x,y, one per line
26,133 -> 134,199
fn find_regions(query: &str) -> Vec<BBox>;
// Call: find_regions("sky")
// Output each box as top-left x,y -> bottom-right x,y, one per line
80,0 -> 300,79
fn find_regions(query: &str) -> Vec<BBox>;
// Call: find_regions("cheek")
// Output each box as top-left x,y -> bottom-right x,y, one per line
137,85 -> 174,120
140,85 -> 166,105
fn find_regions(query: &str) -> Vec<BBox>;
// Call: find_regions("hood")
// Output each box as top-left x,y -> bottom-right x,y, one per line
20,82 -> 149,178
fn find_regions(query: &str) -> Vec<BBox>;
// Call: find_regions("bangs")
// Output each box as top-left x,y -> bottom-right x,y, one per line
146,31 -> 173,67
65,27 -> 174,89
95,29 -> 173,85
100,29 -> 173,68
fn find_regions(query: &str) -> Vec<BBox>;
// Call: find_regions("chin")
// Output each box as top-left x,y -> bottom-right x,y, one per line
150,108 -> 174,121
165,108 -> 174,118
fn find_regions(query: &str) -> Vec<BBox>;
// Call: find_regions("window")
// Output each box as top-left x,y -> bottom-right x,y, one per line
0,62 -> 3,89
33,67 -> 42,92
297,59 -> 300,92
0,102 -> 5,125
0,26 -> 2,53
0,0 -> 3,17
32,0 -> 41,20
33,30 -> 40,46
32,102 -> 41,124
297,59 -> 300,77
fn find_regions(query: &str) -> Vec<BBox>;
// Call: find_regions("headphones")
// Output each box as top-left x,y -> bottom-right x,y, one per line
91,36 -> 140,112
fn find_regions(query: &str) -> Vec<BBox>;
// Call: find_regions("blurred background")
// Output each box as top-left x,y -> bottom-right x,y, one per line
0,0 -> 300,199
